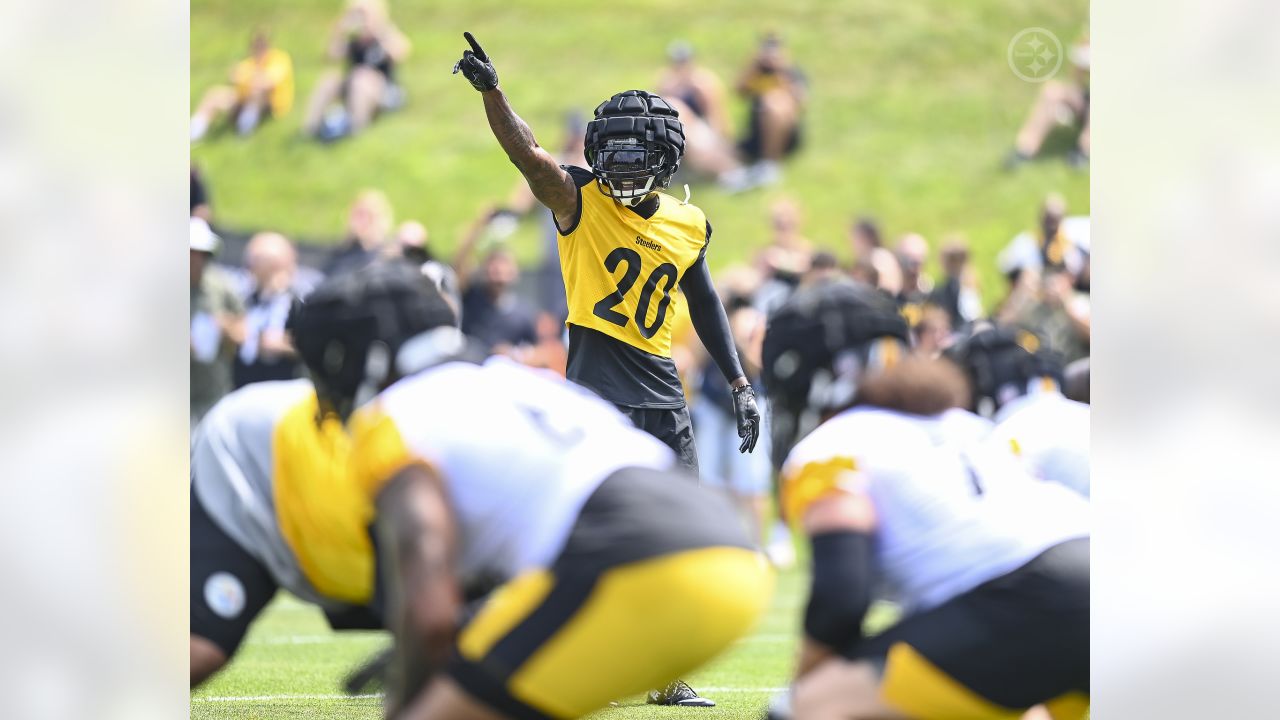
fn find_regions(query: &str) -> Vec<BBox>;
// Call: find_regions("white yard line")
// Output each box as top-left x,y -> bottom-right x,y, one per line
193,688 -> 786,703
192,693 -> 380,703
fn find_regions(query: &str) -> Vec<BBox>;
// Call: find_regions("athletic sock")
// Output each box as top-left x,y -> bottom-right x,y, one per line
236,105 -> 261,136
190,115 -> 209,142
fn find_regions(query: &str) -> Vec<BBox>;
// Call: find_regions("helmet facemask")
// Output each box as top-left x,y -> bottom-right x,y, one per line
583,90 -> 685,207
591,138 -> 673,206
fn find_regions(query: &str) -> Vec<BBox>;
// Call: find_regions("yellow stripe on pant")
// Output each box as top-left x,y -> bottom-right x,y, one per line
879,642 -> 1090,719
456,546 -> 773,719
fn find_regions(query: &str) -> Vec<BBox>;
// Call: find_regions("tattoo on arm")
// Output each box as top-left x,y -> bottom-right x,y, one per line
375,464 -> 461,716
480,90 -> 578,223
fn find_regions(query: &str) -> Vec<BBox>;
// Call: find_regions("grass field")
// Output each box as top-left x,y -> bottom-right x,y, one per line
191,564 -> 808,719
192,0 -> 1088,308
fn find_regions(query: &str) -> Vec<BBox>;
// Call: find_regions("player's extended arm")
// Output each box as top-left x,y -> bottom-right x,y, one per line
680,252 -> 761,452
795,492 -> 877,678
374,463 -> 462,718
452,32 -> 579,228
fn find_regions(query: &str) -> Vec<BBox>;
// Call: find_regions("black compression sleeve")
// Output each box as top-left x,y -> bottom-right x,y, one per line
804,530 -> 874,653
680,256 -> 745,384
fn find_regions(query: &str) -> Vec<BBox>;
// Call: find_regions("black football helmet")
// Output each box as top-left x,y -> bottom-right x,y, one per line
943,322 -> 1064,417
288,261 -> 463,420
762,279 -> 912,468
584,90 -> 685,206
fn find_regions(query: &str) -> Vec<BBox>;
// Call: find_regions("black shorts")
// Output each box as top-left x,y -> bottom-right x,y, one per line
190,486 -> 279,657
850,538 -> 1090,716
614,404 -> 699,476
738,97 -> 803,162
446,466 -> 771,719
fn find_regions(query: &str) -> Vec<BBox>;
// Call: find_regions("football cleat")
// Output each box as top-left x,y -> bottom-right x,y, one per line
647,680 -> 715,707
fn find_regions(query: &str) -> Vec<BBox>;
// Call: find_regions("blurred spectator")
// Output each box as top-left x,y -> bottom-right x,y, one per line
849,258 -> 877,287
752,245 -> 807,317
190,165 -> 212,221
190,218 -> 245,424
804,250 -> 841,286
303,0 -> 411,142
745,198 -> 815,313
232,232 -> 300,388
913,303 -> 953,358
996,268 -> 1090,363
510,312 -> 570,378
894,232 -> 932,330
999,193 -> 1090,285
453,207 -> 537,353
849,216 -> 901,296
768,197 -> 814,255
659,40 -> 732,138
929,236 -> 984,329
734,32 -> 807,186
190,29 -> 294,142
325,189 -> 393,276
458,247 -> 537,353
1007,33 -> 1090,169
656,42 -> 750,191
896,233 -> 932,296
691,301 -> 772,550
388,220 -> 461,313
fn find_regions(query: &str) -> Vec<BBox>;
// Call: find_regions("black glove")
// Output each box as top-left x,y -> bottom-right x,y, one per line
451,31 -> 498,91
732,384 -> 762,453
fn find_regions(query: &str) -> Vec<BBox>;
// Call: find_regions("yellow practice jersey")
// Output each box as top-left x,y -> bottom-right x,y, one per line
192,379 -> 375,607
558,167 -> 709,358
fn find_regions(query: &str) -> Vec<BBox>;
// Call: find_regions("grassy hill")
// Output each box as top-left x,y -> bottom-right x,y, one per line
191,0 -> 1088,307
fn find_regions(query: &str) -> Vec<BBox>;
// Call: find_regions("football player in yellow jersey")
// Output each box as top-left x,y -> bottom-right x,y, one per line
190,262 -> 463,686
453,32 -> 760,475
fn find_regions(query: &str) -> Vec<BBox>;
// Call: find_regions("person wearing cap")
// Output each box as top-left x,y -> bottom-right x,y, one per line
191,218 -> 245,424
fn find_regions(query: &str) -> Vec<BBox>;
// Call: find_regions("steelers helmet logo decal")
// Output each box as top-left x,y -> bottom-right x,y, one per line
204,572 -> 247,619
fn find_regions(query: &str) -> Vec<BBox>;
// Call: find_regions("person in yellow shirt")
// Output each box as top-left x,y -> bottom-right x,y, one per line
191,30 -> 294,142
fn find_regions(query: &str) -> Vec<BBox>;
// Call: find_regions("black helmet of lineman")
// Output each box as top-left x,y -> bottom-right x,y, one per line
288,261 -> 463,421
583,90 -> 685,207
943,322 -> 1064,417
762,278 -> 912,468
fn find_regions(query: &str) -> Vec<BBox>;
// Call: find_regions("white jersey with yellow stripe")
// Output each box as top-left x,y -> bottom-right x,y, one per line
989,390 -> 1090,498
351,357 -> 676,589
782,406 -> 1088,614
